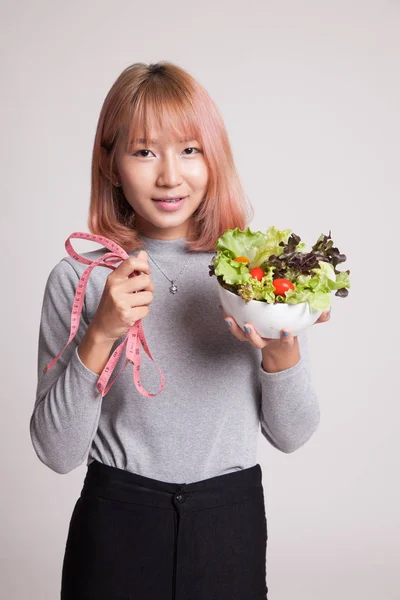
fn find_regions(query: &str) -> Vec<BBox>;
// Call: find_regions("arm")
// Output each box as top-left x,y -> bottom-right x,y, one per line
258,331 -> 320,453
29,259 -> 110,474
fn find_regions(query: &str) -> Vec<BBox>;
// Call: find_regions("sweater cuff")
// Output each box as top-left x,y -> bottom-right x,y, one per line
72,345 -> 102,383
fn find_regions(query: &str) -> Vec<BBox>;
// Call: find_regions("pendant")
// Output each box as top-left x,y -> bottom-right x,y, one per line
169,281 -> 178,294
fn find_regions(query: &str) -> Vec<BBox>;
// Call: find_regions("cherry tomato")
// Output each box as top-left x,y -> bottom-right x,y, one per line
249,267 -> 265,281
234,256 -> 250,263
273,278 -> 295,296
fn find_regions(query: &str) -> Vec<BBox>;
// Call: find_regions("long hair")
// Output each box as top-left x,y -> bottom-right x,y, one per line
89,61 -> 254,253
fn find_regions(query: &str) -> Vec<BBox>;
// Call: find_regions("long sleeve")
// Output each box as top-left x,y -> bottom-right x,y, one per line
258,331 -> 320,453
30,259 -> 103,474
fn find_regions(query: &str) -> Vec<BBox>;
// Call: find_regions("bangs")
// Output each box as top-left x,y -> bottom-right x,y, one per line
124,85 -> 201,153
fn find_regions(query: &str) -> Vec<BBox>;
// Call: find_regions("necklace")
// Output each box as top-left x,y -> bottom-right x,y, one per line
145,250 -> 192,294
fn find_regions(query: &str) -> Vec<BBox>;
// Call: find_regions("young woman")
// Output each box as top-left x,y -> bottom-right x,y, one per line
30,61 -> 328,600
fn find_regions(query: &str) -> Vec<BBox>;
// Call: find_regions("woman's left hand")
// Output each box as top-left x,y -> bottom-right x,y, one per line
221,307 -> 331,351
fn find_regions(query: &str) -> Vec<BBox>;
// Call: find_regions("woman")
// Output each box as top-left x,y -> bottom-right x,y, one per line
30,61 -> 328,600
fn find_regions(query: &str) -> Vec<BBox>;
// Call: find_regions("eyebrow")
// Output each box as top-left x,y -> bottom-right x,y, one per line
135,138 -> 194,144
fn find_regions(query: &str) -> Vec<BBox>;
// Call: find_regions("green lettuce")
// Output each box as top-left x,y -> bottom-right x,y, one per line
209,225 -> 351,313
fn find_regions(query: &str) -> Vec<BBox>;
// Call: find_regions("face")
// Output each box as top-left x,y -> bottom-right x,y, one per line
111,128 -> 209,240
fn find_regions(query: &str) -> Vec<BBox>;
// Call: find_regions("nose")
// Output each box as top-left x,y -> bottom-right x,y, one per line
156,152 -> 183,188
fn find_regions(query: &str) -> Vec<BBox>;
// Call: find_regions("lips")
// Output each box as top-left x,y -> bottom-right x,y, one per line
152,196 -> 187,202
152,196 -> 187,211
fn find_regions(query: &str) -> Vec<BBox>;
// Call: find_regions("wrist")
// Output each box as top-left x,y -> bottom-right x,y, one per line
261,338 -> 300,373
77,324 -> 117,376
87,322 -> 117,346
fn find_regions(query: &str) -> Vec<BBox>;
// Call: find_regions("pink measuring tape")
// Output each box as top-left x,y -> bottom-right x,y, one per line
43,232 -> 165,398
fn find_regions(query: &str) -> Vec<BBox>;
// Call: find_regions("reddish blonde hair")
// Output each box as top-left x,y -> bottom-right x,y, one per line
89,61 -> 254,253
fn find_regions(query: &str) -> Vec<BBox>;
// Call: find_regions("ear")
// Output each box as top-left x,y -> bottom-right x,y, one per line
99,146 -> 119,185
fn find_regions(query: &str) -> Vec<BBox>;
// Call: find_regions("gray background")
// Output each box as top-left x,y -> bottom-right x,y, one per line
1,0 -> 399,598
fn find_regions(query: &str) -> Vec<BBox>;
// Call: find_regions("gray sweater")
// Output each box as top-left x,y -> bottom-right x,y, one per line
30,235 -> 320,483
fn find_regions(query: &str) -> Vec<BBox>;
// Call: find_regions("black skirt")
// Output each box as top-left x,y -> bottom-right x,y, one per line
61,460 -> 268,600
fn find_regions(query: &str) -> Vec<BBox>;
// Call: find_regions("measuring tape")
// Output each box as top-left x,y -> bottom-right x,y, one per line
43,232 -> 165,398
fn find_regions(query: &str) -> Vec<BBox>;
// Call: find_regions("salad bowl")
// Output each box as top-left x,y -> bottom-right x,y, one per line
216,280 -> 322,338
210,225 -> 350,339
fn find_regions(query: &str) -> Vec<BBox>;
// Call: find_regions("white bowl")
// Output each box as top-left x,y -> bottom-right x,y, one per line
215,278 -> 322,338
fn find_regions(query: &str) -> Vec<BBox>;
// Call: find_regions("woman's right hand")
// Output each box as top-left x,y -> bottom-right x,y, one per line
90,250 -> 154,342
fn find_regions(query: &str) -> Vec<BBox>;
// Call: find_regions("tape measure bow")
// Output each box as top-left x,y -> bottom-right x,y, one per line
43,232 -> 165,398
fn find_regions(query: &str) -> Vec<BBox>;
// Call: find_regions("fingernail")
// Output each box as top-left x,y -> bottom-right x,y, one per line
244,326 -> 251,334
282,331 -> 289,337
225,319 -> 232,327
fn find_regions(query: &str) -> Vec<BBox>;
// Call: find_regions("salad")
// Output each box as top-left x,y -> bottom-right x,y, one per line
209,226 -> 350,313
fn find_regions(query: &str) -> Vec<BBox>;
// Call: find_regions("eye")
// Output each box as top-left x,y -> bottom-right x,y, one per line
183,147 -> 201,155
132,149 -> 154,158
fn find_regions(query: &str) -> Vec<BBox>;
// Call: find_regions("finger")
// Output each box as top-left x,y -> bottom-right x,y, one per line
129,290 -> 153,307
127,273 -> 152,292
223,314 -> 248,342
241,323 -> 268,349
315,308 -> 331,324
115,254 -> 151,279
279,329 -> 295,347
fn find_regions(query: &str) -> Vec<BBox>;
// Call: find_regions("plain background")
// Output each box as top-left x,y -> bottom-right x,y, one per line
1,0 -> 399,598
